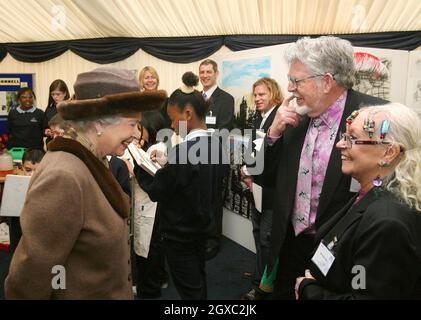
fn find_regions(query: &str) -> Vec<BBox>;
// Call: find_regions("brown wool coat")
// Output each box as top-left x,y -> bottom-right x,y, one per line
5,148 -> 133,299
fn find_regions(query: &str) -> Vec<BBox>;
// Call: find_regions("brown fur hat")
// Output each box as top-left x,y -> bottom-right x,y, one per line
58,67 -> 167,120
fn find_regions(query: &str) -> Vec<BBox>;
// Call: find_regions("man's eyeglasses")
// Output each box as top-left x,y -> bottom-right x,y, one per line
287,74 -> 324,88
340,132 -> 391,149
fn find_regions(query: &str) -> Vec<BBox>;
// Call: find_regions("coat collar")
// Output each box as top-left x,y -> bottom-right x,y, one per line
48,137 -> 130,219
261,105 -> 279,132
315,187 -> 384,245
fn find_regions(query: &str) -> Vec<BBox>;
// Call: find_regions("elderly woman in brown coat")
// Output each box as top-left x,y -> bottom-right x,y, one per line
5,68 -> 167,299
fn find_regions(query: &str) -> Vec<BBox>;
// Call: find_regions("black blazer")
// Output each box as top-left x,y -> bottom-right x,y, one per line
299,188 -> 421,299
207,87 -> 235,131
109,156 -> 131,197
134,134 -> 225,242
263,89 -> 387,269
248,106 -> 278,210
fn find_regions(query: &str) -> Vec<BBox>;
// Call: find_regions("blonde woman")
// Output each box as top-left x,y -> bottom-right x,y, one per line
139,66 -> 159,91
138,66 -> 171,128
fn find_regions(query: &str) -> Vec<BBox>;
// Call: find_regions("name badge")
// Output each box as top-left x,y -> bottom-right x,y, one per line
206,116 -> 216,125
311,241 -> 336,276
349,178 -> 361,193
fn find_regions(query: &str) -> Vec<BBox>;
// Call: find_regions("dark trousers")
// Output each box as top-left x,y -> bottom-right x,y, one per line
207,194 -> 223,249
164,238 -> 207,300
135,222 -> 168,298
207,172 -> 228,251
272,223 -> 315,300
135,238 -> 166,298
251,207 -> 273,289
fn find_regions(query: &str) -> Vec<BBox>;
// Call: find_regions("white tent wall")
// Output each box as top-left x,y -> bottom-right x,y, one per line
0,0 -> 419,42
0,0 -> 419,108
0,46 -> 232,109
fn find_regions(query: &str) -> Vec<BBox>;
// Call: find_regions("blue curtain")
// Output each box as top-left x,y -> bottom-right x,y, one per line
1,32 -> 420,64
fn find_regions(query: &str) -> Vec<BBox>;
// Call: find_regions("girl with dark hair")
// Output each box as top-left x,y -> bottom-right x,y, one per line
7,87 -> 47,150
44,79 -> 70,144
134,72 -> 226,300
133,110 -> 169,299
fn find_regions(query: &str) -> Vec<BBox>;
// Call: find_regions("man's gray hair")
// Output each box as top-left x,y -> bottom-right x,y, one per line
285,36 -> 356,89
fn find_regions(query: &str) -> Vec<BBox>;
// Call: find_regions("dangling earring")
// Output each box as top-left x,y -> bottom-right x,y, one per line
373,175 -> 382,187
373,160 -> 389,187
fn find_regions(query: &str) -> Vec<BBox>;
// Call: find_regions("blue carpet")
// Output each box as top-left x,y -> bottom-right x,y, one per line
0,236 -> 255,300
155,236 -> 255,300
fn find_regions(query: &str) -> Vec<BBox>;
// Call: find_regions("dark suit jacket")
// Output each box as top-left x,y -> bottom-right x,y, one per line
109,156 -> 131,197
248,106 -> 278,210
207,87 -> 235,131
299,188 -> 421,299
263,89 -> 387,269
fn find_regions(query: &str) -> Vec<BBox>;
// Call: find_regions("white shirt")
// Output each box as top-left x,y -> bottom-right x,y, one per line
184,129 -> 210,141
202,84 -> 218,100
259,105 -> 276,129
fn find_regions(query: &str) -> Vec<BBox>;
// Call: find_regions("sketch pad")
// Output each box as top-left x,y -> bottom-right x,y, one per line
127,144 -> 162,176
0,175 -> 31,217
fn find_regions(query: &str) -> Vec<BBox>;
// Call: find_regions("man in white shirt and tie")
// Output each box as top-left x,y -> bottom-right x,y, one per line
199,59 -> 235,260
199,59 -> 235,131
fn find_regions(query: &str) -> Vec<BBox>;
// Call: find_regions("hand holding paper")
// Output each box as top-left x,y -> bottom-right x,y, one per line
128,143 -> 162,176
150,149 -> 167,167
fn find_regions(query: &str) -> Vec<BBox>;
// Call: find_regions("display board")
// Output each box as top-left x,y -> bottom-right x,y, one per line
0,74 -> 34,137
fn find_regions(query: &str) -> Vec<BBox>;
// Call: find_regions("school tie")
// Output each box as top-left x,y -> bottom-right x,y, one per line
292,117 -> 323,236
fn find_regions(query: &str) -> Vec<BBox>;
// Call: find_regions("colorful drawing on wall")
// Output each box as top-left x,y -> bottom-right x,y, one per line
221,56 -> 271,131
354,52 -> 391,100
220,56 -> 272,219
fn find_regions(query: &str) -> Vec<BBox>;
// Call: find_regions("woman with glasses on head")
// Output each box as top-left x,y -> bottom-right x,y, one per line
296,103 -> 421,300
7,87 -> 47,150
